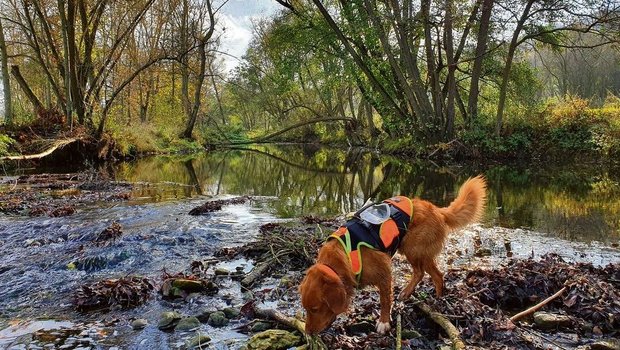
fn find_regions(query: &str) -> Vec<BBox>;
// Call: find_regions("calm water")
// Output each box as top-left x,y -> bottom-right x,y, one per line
108,145 -> 620,245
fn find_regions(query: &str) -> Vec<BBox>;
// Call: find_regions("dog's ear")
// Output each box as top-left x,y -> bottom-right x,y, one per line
321,273 -> 348,314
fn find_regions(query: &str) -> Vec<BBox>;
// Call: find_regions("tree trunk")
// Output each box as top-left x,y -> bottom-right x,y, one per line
444,0 -> 456,138
467,0 -> 494,125
0,19 -> 12,124
11,65 -> 44,112
496,0 -> 535,137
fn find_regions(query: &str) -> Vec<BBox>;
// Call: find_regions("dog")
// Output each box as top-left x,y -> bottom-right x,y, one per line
299,175 -> 486,335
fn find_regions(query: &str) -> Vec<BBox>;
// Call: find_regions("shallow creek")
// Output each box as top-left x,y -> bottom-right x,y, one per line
1,145 -> 619,349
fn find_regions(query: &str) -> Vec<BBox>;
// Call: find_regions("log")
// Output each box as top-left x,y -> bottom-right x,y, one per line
510,286 -> 567,322
416,302 -> 465,350
1,138 -> 79,161
240,259 -> 273,287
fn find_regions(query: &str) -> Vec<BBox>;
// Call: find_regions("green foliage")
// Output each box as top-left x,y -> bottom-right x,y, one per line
0,134 -> 15,156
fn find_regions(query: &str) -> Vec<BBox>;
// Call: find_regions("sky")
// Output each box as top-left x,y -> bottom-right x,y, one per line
217,0 -> 281,73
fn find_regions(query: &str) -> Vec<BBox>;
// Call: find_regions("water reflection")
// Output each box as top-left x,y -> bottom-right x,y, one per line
113,145 -> 620,244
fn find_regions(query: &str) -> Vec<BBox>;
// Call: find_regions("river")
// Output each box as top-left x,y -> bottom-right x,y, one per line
0,144 -> 619,349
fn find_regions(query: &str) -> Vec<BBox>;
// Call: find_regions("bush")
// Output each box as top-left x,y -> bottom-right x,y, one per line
0,134 -> 15,156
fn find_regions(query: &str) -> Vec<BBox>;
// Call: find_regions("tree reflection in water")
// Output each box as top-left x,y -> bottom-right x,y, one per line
114,145 -> 620,244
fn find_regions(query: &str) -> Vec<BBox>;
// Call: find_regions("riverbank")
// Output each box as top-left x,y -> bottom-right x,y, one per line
1,148 -> 619,349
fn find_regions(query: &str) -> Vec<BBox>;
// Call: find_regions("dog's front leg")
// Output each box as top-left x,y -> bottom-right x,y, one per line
376,278 -> 392,334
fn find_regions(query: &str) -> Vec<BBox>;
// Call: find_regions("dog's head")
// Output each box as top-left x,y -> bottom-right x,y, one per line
299,264 -> 349,334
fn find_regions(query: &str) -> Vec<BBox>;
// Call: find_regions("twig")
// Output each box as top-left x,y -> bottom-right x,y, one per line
396,313 -> 402,350
510,286 -> 567,322
240,259 -> 273,287
415,301 -> 465,350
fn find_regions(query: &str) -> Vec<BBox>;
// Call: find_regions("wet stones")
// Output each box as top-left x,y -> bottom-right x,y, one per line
242,329 -> 301,350
207,311 -> 229,327
158,311 -> 182,330
174,317 -> 201,331
160,277 -> 219,299
131,319 -> 148,330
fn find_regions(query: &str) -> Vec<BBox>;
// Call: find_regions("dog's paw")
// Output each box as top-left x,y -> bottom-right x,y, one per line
376,320 -> 391,334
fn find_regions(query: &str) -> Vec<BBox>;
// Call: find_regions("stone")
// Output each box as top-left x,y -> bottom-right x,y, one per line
243,329 -> 301,350
249,321 -> 272,333
186,333 -> 212,349
222,307 -> 240,319
131,318 -> 148,330
195,308 -> 218,322
533,312 -> 572,329
158,311 -> 182,330
207,311 -> 229,327
171,278 -> 205,292
175,317 -> 201,331
590,339 -> 620,350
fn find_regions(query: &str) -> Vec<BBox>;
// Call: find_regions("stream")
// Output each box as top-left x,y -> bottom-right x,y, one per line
1,145 -> 619,349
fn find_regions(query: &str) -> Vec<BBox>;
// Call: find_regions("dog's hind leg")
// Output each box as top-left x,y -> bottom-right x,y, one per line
424,260 -> 444,297
397,261 -> 424,301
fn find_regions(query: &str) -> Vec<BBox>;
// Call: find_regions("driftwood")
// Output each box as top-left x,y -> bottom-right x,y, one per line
416,302 -> 465,350
1,138 -> 79,161
510,286 -> 567,322
241,259 -> 273,287
251,305 -> 327,349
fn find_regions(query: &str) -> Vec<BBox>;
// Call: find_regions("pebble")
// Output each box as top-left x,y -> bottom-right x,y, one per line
214,267 -> 229,276
131,318 -> 148,330
207,311 -> 229,327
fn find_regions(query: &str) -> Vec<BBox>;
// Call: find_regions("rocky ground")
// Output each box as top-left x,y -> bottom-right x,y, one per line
217,219 -> 620,350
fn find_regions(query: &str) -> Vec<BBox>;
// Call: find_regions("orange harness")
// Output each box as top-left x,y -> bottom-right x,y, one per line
328,196 -> 413,282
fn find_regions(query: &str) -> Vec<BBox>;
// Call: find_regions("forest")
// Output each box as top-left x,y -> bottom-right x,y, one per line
0,0 -> 619,161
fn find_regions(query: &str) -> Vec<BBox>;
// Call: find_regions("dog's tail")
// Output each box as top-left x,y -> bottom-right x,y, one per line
439,175 -> 487,231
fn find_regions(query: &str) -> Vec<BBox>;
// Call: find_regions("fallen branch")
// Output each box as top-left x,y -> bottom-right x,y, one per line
416,302 -> 465,350
510,286 -> 567,322
396,313 -> 402,350
251,305 -> 327,350
241,259 -> 273,287
1,138 -> 79,161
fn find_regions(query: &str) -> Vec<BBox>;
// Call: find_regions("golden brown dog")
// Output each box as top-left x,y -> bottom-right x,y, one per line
299,176 -> 487,334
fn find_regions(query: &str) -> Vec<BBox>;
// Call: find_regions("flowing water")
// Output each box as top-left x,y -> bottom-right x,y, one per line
1,144 -> 619,349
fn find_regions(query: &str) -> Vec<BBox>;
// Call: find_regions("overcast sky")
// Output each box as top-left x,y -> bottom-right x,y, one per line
217,0 -> 280,73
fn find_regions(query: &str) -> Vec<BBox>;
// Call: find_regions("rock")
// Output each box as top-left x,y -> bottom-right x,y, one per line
222,307 -> 240,319
171,278 -> 205,292
158,311 -> 182,330
175,317 -> 201,331
243,329 -> 301,350
24,239 -> 41,247
590,339 -> 620,350
249,321 -> 272,333
195,308 -> 217,323
214,268 -> 230,276
402,329 -> 422,339
207,311 -> 229,327
131,318 -> 148,330
533,312 -> 572,329
186,333 -> 212,349
345,321 -> 375,334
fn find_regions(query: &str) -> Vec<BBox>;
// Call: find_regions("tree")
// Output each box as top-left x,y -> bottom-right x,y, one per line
0,18 -> 11,124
